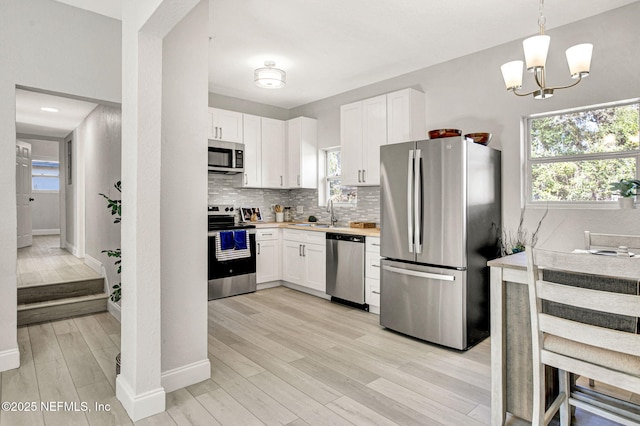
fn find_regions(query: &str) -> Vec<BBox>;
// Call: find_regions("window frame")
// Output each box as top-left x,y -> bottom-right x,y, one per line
324,147 -> 356,206
31,159 -> 60,193
524,99 -> 640,209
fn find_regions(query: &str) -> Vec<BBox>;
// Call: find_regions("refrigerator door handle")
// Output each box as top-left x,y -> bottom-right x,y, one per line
383,265 -> 455,281
407,150 -> 414,253
414,149 -> 422,254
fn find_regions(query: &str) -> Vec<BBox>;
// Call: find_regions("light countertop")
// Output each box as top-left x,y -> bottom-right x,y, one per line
487,251 -> 526,270
252,221 -> 380,237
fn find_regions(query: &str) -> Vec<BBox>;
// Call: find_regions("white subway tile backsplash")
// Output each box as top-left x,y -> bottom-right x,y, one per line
208,174 -> 380,226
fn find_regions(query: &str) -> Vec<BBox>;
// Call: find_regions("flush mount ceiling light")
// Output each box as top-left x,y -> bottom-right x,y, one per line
40,107 -> 59,112
254,61 -> 286,89
500,0 -> 593,100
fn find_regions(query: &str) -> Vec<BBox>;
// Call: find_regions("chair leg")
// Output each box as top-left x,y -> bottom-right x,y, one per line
558,369 -> 571,426
532,363 -> 546,426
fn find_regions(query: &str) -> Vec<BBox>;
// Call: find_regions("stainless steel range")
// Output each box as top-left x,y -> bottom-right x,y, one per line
208,204 -> 257,300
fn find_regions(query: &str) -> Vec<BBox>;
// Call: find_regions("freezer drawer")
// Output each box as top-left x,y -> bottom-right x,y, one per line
380,259 -> 466,350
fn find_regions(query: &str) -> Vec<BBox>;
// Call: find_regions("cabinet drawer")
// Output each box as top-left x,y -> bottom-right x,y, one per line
366,255 -> 382,279
283,228 -> 326,244
366,278 -> 380,307
256,228 -> 280,241
366,237 -> 381,255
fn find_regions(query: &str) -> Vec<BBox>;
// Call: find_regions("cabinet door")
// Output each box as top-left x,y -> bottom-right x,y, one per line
257,239 -> 280,283
282,240 -> 304,285
242,114 -> 261,187
361,95 -> 386,186
340,102 -> 362,186
303,243 -> 326,292
387,88 -> 425,144
207,108 -> 217,139
261,117 -> 285,188
286,118 -> 302,188
286,117 -> 318,189
212,108 -> 243,143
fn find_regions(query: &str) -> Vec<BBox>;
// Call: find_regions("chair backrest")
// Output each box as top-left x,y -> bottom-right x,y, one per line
584,231 -> 640,251
526,246 -> 640,360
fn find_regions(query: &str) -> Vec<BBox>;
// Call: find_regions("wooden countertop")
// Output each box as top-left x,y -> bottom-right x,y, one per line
253,221 -> 381,237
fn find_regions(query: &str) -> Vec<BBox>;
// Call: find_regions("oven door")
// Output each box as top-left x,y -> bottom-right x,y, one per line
208,232 -> 256,300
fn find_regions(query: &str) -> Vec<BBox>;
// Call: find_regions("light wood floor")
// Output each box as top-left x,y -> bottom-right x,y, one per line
17,236 -> 101,288
0,286 -> 632,425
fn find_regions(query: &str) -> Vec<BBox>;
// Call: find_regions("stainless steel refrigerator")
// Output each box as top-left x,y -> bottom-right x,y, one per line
380,136 -> 501,350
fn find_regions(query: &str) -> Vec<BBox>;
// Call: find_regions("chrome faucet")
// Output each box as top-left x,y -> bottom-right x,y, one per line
327,199 -> 338,227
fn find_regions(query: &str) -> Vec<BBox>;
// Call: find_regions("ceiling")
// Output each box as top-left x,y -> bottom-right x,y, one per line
37,0 -> 640,112
15,89 -> 98,138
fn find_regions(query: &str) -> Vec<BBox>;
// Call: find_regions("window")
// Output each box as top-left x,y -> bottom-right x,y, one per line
326,148 -> 357,204
526,100 -> 639,205
32,160 -> 60,191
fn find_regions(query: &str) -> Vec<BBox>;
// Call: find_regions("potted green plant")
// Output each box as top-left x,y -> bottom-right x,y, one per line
99,181 -> 122,301
609,178 -> 640,209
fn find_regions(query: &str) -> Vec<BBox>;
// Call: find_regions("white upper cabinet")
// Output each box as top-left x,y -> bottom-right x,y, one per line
340,101 -> 363,186
340,89 -> 425,186
340,95 -> 386,186
241,114 -> 261,187
261,117 -> 286,188
286,117 -> 318,189
386,88 -> 425,144
208,108 -> 243,143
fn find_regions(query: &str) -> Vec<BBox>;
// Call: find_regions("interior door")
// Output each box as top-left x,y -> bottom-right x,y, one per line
16,141 -> 33,248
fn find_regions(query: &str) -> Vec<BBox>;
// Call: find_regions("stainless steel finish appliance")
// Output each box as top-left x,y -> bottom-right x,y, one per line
326,233 -> 367,310
208,204 -> 256,300
208,140 -> 244,174
380,136 -> 501,350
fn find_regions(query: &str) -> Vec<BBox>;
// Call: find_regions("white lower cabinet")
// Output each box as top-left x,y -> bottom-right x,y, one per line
365,237 -> 382,313
256,228 -> 280,284
282,229 -> 326,293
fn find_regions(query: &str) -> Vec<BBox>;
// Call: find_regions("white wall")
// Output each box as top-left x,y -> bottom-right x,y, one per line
290,3 -> 640,252
78,104 -> 122,287
210,93 -> 290,120
0,0 -> 121,372
160,0 -> 210,390
28,139 -> 60,234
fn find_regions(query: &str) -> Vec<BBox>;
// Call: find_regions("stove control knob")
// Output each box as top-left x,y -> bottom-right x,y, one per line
225,207 -> 230,212
229,207 -> 234,212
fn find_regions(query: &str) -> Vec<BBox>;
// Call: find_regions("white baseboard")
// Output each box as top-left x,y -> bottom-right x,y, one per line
108,299 -> 121,322
116,375 -> 165,422
161,358 -> 211,393
65,241 -> 78,257
32,229 -> 60,236
369,305 -> 380,315
281,281 -> 331,300
0,347 -> 21,372
257,281 -> 281,291
84,254 -> 102,275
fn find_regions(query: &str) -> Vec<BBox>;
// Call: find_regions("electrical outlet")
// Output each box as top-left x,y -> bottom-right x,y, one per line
296,206 -> 303,214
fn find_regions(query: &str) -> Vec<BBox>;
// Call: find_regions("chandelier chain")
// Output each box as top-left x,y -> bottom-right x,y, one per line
538,0 -> 546,34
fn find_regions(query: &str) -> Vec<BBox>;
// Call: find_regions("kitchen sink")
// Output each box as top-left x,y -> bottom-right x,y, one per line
291,223 -> 330,228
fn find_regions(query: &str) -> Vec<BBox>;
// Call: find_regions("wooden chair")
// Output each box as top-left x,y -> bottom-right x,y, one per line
584,231 -> 640,253
526,246 -> 640,426
583,232 -> 640,386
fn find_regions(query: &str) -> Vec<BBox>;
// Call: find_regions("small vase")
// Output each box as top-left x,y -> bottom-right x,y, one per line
618,197 -> 635,209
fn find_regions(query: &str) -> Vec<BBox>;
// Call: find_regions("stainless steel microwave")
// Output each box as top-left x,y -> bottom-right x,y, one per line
208,140 -> 244,174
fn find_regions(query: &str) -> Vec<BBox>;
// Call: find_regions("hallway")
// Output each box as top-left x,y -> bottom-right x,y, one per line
17,236 -> 101,288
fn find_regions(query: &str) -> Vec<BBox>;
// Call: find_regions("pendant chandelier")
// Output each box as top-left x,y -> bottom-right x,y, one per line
500,0 -> 593,99
254,61 -> 286,89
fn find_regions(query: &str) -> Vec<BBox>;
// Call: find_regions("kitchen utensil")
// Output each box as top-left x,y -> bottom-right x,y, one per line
428,128 -> 462,139
464,132 -> 492,145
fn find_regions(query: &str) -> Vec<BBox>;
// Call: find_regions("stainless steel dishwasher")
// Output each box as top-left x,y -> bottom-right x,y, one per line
326,233 -> 368,310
